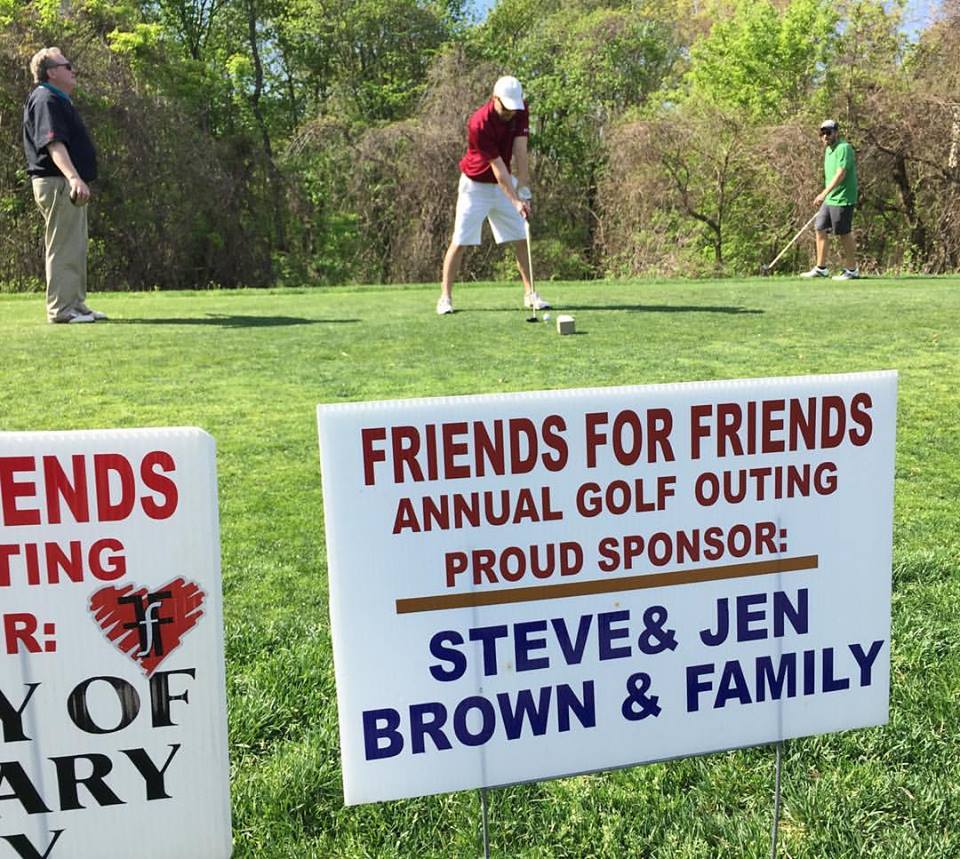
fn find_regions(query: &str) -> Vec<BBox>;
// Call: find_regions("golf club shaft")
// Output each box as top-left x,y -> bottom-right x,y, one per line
525,219 -> 536,320
525,220 -> 535,292
765,212 -> 819,272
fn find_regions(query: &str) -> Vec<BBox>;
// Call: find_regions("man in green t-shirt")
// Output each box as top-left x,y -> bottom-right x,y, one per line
801,119 -> 859,281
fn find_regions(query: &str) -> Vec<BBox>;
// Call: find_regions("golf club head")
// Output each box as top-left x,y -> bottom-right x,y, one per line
760,264 -> 771,276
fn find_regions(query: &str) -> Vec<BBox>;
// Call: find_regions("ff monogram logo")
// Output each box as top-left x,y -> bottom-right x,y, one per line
89,579 -> 206,676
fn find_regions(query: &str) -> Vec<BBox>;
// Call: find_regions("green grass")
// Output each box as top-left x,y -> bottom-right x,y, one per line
1,275 -> 958,858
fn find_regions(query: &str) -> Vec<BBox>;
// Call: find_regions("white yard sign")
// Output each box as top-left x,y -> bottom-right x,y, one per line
317,372 -> 897,806
0,429 -> 231,858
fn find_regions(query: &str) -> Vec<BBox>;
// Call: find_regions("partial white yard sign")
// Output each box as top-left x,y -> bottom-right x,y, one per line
318,372 -> 897,806
0,429 -> 231,858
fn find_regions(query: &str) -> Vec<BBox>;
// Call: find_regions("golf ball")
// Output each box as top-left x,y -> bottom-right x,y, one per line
543,313 -> 551,322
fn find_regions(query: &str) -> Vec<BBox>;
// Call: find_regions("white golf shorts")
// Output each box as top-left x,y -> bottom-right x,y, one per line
451,173 -> 526,246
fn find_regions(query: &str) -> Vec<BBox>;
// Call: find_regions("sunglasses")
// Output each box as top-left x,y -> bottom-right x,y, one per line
819,129 -> 835,136
49,62 -> 74,72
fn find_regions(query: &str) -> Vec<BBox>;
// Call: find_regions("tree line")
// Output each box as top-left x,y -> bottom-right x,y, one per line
1,0 -> 958,291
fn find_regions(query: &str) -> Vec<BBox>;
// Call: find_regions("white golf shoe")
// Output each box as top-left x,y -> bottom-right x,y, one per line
832,268 -> 860,281
436,295 -> 454,315
51,308 -> 95,324
524,290 -> 551,310
800,266 -> 830,278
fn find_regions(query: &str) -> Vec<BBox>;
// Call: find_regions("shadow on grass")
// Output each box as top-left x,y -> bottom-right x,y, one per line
562,303 -> 765,315
111,314 -> 360,327
467,304 -> 764,315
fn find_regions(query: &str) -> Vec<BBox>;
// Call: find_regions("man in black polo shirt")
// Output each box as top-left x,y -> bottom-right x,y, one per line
23,47 -> 106,323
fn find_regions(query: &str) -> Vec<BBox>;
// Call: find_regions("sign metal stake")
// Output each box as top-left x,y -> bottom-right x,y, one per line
769,741 -> 784,858
479,788 -> 491,859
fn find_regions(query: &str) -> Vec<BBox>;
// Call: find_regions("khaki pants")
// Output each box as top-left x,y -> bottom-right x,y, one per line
32,176 -> 88,321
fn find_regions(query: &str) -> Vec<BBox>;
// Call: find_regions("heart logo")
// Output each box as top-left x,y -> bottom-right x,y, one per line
89,578 -> 206,677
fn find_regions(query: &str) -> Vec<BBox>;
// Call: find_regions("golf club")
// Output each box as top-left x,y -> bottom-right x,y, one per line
524,218 -> 537,322
761,212 -> 819,275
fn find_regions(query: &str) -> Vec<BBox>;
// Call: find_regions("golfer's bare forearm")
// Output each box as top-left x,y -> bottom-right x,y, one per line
512,138 -> 531,189
47,142 -> 81,182
824,167 -> 846,195
490,157 -> 521,205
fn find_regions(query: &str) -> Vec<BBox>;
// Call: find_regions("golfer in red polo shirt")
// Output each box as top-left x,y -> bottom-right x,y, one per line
436,75 -> 550,315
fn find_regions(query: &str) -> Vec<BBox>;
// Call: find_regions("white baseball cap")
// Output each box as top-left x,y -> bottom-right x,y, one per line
493,76 -> 525,111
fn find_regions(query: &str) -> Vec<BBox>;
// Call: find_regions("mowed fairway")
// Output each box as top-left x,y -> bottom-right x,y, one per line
1,276 -> 958,858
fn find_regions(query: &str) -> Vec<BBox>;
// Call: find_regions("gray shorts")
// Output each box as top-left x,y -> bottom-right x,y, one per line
815,203 -> 855,236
